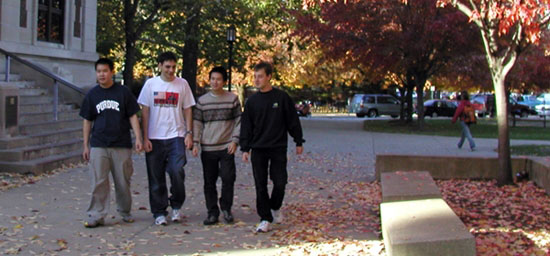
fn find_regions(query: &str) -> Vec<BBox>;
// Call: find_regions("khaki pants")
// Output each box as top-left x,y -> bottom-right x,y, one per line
86,147 -> 134,220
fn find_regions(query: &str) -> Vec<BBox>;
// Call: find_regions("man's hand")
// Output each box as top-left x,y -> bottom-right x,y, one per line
192,146 -> 199,157
227,142 -> 237,155
296,146 -> 304,155
144,139 -> 153,153
135,139 -> 143,152
185,134 -> 193,150
242,152 -> 250,163
82,145 -> 90,161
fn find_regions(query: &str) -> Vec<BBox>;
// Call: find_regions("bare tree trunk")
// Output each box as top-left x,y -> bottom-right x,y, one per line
405,85 -> 414,123
493,73 -> 512,185
399,87 -> 406,121
123,1 -> 136,88
123,39 -> 136,88
181,2 -> 202,98
416,79 -> 426,129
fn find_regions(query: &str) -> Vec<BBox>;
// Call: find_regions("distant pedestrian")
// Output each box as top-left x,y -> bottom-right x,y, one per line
192,66 -> 241,225
240,61 -> 305,233
80,58 -> 143,228
452,91 -> 476,151
137,52 -> 196,226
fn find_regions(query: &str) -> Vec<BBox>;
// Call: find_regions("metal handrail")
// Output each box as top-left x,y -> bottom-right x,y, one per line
0,47 -> 85,120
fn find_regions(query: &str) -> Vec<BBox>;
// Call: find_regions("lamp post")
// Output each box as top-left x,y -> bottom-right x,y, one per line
227,25 -> 236,92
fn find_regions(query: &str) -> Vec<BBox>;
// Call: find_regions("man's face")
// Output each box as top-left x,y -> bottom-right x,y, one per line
210,72 -> 226,92
95,64 -> 114,85
158,60 -> 177,80
254,69 -> 271,90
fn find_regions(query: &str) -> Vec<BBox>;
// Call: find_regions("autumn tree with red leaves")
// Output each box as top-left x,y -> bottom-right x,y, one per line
436,0 -> 550,185
297,0 -> 477,125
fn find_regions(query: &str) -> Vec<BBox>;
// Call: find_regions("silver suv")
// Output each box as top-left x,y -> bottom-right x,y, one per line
349,94 -> 401,118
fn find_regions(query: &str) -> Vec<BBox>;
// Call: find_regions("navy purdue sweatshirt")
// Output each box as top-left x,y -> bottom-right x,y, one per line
240,87 -> 305,152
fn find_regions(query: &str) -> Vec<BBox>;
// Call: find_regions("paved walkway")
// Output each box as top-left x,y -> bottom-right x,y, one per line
0,118 -> 548,255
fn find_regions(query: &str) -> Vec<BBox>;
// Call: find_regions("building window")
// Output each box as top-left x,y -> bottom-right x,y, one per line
38,0 -> 65,43
74,0 -> 81,38
20,0 -> 27,28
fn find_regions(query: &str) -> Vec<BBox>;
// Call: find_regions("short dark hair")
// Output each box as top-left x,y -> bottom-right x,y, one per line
209,66 -> 227,81
95,58 -> 114,71
461,91 -> 469,101
157,51 -> 178,64
254,61 -> 273,76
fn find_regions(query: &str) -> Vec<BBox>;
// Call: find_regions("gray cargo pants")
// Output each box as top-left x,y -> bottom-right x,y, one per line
86,147 -> 134,220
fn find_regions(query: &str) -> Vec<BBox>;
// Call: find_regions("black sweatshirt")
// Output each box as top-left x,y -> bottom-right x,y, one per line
240,87 -> 305,152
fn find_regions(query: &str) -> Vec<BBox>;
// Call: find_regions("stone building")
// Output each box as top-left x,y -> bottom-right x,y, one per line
0,0 -> 98,90
0,0 -> 99,173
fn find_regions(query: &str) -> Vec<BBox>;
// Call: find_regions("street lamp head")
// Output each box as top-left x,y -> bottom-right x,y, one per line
227,25 -> 236,43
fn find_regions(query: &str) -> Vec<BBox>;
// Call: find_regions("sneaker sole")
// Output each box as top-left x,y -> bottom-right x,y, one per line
84,221 -> 104,228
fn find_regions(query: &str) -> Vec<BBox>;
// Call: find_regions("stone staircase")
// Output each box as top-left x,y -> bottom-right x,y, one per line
0,74 -> 83,174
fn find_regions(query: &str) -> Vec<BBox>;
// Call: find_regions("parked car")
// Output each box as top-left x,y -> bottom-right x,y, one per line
470,94 -> 533,117
509,98 -> 536,117
536,93 -> 550,104
295,101 -> 311,117
536,93 -> 550,116
349,94 -> 401,118
423,99 -> 457,117
515,95 -> 541,114
470,94 -> 495,117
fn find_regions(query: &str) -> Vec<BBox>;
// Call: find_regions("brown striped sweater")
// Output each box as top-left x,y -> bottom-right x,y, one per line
192,91 -> 241,151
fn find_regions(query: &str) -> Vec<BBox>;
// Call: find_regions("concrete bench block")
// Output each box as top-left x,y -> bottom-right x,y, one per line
381,199 -> 476,256
375,154 -> 529,180
381,171 -> 441,203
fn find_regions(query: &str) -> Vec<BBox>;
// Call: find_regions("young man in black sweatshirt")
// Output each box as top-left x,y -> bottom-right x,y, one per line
240,61 -> 305,233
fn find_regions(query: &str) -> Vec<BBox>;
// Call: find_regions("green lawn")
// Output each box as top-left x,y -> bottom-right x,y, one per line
510,145 -> 550,156
362,119 -> 550,140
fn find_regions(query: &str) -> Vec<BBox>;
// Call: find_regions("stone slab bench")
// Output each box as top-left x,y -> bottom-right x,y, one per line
381,171 -> 441,203
380,171 -> 475,256
375,154 -> 550,195
381,199 -> 476,256
375,154 -> 529,180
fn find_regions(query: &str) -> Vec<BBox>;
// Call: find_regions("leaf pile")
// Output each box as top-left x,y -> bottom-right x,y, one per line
438,180 -> 550,255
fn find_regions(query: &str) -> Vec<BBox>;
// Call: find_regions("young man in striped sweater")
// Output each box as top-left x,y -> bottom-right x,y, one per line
192,66 -> 241,225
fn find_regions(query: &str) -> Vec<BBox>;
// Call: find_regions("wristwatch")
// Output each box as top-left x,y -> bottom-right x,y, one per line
185,130 -> 193,136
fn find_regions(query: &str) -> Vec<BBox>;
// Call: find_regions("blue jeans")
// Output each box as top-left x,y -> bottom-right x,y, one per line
145,137 -> 187,218
458,121 -> 476,149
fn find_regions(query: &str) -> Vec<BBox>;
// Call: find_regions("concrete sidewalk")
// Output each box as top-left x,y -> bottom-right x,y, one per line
0,118 -> 548,255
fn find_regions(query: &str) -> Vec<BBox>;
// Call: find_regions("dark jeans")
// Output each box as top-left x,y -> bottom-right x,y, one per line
200,150 -> 236,217
145,137 -> 187,218
251,147 -> 287,222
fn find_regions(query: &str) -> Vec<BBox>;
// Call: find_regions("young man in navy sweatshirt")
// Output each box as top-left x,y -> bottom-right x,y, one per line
240,61 -> 305,233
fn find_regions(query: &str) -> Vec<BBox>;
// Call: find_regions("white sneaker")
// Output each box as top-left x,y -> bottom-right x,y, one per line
155,215 -> 167,226
271,209 -> 284,224
256,220 -> 270,233
171,209 -> 182,222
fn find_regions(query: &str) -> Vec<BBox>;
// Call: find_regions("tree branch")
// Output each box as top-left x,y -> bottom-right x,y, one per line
135,0 -> 162,37
138,37 -> 185,52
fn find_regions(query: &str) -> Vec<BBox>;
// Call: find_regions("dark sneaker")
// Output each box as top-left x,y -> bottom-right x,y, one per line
84,218 -> 104,228
203,215 -> 218,226
222,210 -> 234,224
